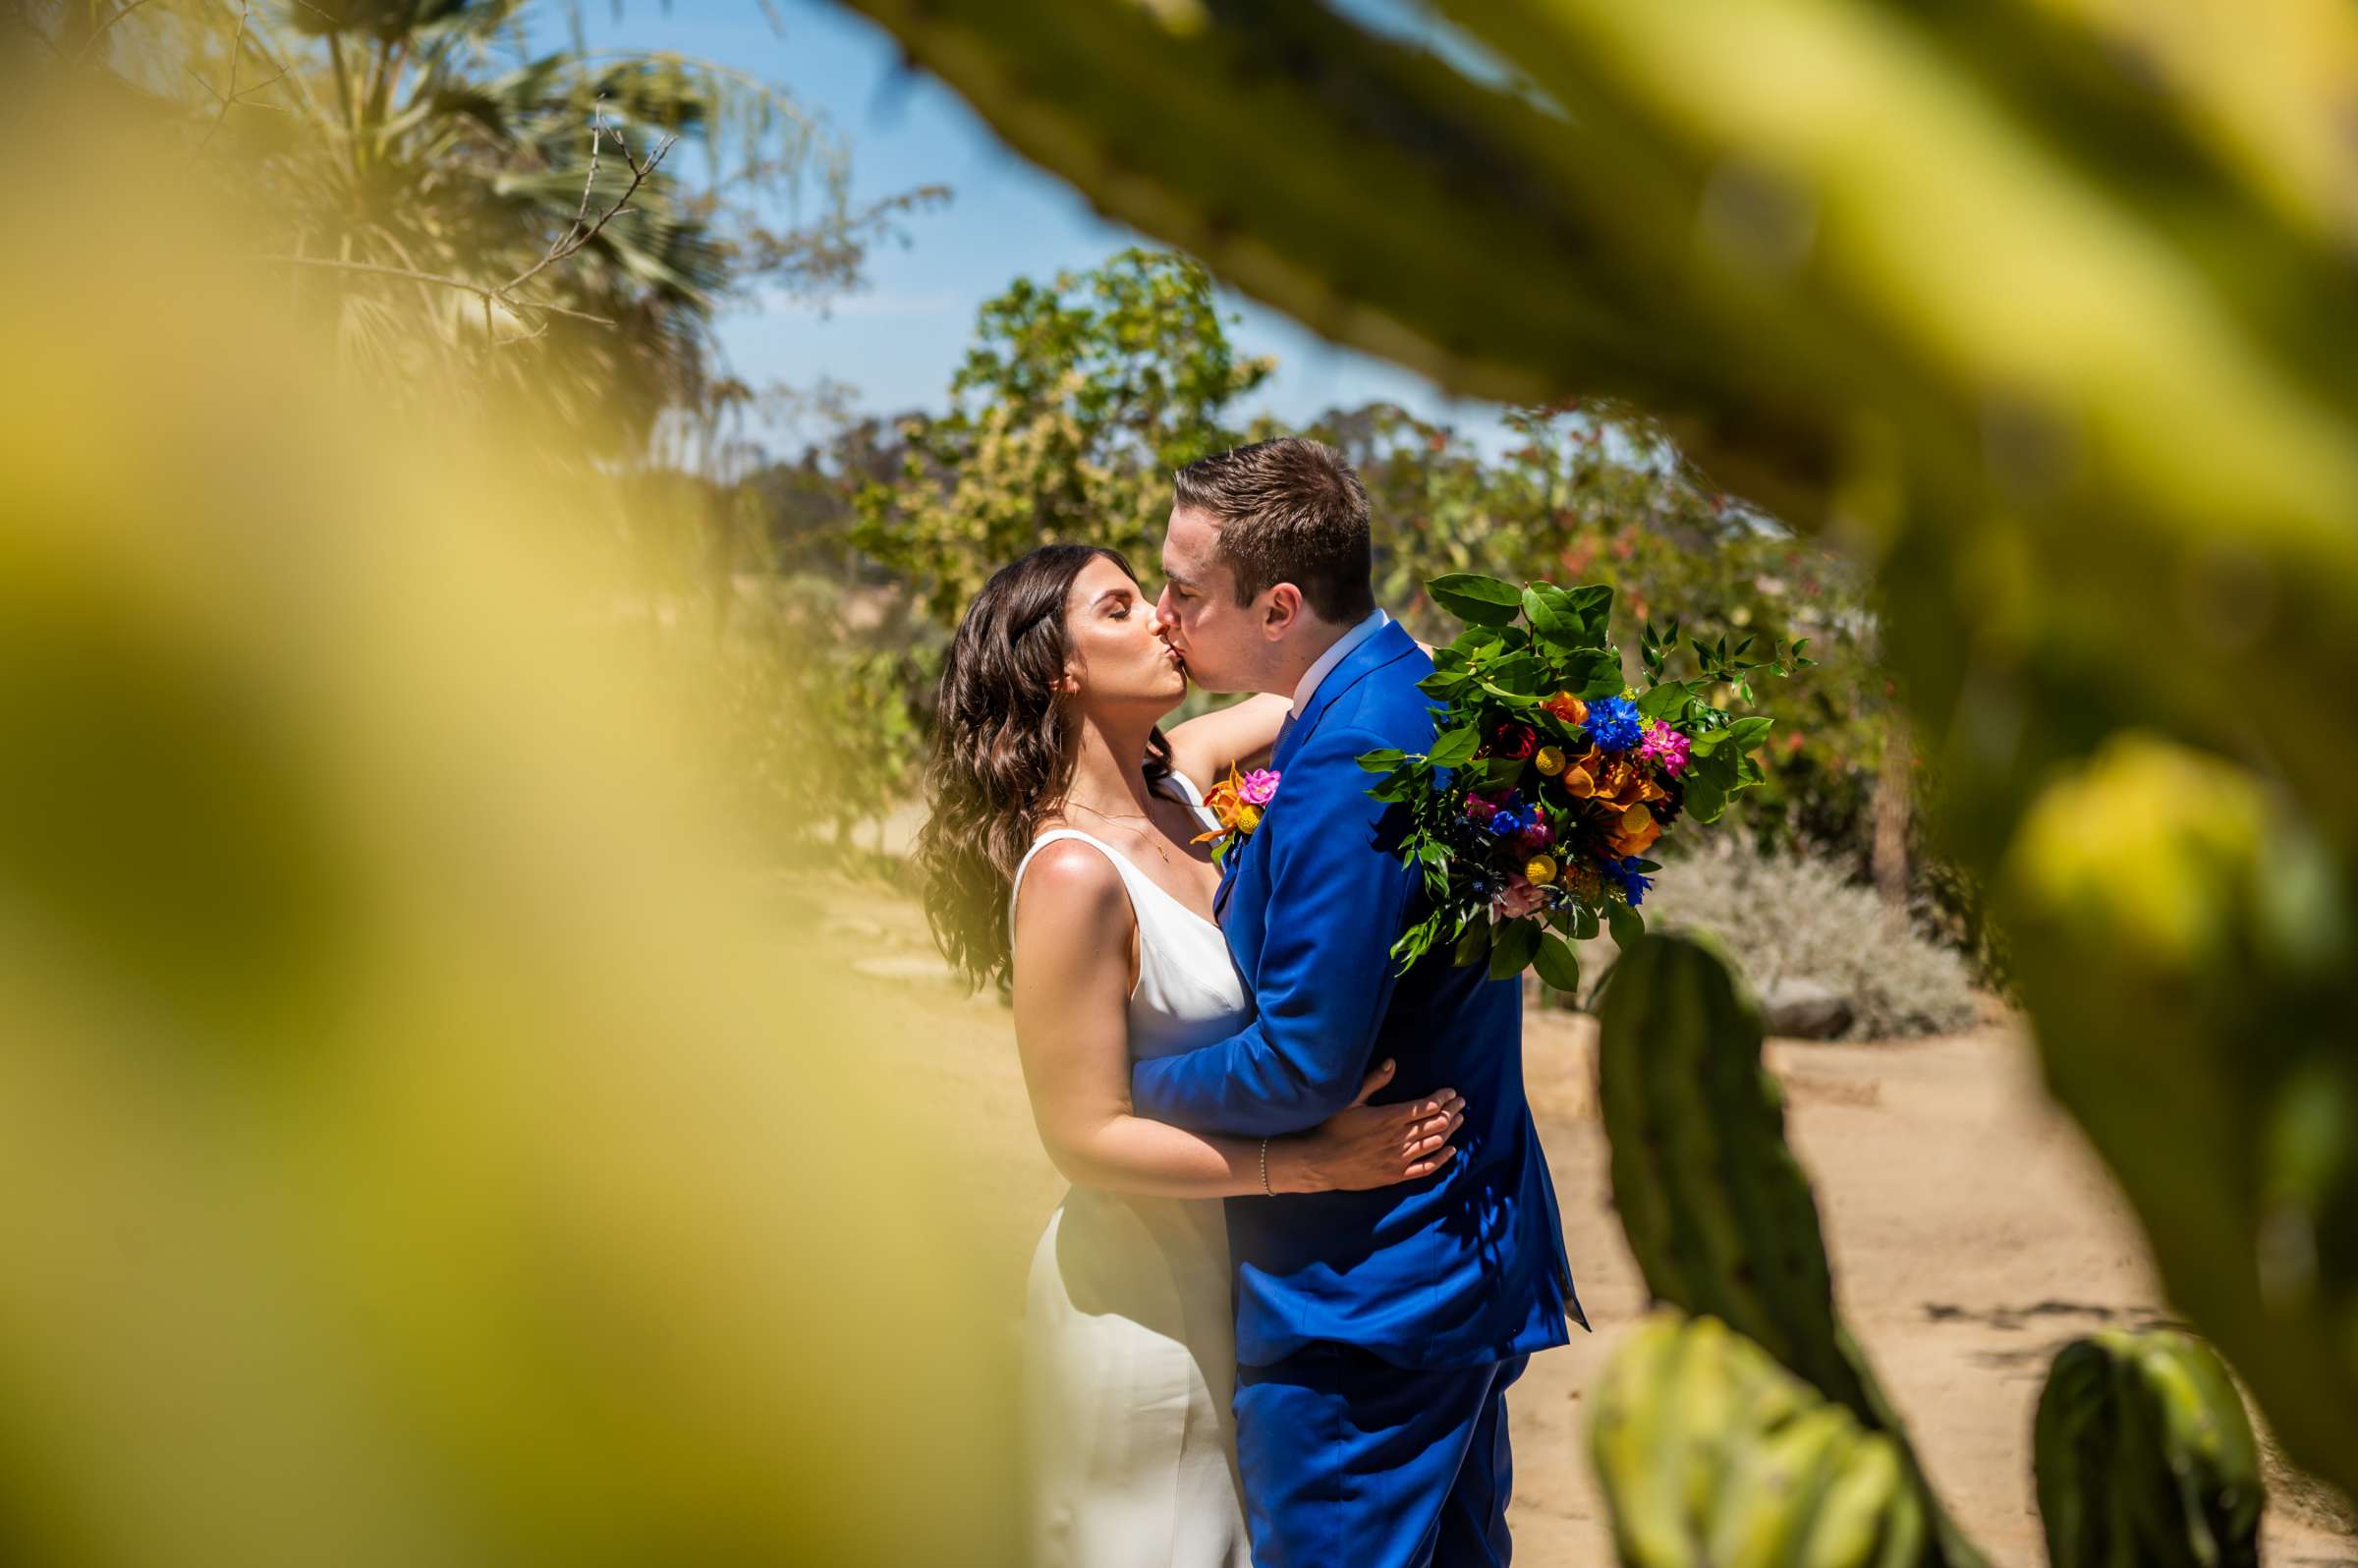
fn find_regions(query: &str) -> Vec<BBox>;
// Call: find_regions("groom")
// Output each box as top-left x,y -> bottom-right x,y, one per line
1140,436 -> 1587,1567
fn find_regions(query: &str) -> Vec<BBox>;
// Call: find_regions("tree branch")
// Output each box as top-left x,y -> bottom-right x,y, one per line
500,107 -> 676,301
190,2 -> 249,160
74,0 -> 160,62
258,255 -> 619,326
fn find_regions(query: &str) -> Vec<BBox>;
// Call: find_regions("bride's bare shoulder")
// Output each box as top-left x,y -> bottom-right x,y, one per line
1013,837 -> 1129,931
1012,837 -> 1137,997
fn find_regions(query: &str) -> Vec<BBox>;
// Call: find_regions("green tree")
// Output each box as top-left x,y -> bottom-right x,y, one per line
28,0 -> 943,449
854,248 -> 1273,625
1300,399 -> 1893,871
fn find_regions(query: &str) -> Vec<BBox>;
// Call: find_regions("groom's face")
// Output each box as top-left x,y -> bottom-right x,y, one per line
1155,503 -> 1260,695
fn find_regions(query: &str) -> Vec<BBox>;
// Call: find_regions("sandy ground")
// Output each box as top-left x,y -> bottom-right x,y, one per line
789,870 -> 2357,1566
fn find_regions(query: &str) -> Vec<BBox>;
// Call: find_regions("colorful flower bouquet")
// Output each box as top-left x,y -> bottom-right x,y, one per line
1357,573 -> 1810,993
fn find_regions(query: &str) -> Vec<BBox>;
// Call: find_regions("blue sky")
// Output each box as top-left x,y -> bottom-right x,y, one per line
566,0 -> 1515,455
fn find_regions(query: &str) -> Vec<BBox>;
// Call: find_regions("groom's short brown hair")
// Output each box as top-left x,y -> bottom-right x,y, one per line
1173,437 -> 1376,625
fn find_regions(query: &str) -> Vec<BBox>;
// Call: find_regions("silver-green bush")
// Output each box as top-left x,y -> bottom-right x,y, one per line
1604,835 -> 1982,1041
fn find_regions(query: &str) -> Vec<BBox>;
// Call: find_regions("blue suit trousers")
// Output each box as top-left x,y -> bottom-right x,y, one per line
1235,1346 -> 1530,1568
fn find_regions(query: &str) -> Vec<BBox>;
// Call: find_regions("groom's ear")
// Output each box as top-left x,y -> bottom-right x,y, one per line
1262,582 -> 1305,641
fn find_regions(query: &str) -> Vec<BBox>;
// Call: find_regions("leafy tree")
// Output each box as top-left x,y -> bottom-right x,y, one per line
854,248 -> 1273,624
1294,401 -> 1893,866
26,0 -> 943,448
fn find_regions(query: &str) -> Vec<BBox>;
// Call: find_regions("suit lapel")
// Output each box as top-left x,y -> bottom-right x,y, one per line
1276,620 -> 1419,771
1214,836 -> 1244,917
1210,622 -> 1420,928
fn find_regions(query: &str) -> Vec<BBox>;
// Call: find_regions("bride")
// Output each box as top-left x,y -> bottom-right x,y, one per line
913,543 -> 1465,1568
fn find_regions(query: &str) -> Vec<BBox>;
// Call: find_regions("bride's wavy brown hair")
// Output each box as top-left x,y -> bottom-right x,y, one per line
915,543 -> 1173,993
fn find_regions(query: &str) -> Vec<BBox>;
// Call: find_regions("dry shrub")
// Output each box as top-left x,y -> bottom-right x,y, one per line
1618,834 -> 1982,1041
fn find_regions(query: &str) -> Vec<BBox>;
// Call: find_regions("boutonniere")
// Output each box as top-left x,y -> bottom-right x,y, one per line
1193,763 -> 1280,866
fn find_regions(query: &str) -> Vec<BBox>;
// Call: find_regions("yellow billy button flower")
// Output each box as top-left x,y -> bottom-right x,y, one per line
1533,745 -> 1566,777
1235,804 -> 1262,834
1524,854 -> 1558,886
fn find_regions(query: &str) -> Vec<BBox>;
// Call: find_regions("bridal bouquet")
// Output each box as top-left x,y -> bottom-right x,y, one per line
1357,574 -> 1810,994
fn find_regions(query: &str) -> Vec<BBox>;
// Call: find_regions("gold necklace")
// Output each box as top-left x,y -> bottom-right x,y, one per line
1067,800 -> 1172,865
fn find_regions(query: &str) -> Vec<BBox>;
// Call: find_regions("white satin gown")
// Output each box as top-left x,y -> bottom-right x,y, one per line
1009,770 -> 1256,1568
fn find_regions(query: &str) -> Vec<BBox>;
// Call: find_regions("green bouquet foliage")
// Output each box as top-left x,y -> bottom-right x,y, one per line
1358,572 -> 1809,991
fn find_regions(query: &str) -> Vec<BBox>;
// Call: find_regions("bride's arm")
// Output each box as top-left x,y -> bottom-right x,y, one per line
1163,692 -> 1294,792
1009,840 -> 1460,1198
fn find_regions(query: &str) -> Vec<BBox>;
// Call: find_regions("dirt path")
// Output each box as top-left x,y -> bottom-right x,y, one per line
789,871 -> 2356,1566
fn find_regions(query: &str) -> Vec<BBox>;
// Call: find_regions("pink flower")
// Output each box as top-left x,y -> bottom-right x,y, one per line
1516,818 -> 1554,852
1639,721 -> 1692,779
1465,796 -> 1499,826
1239,768 -> 1280,807
1490,868 -> 1546,923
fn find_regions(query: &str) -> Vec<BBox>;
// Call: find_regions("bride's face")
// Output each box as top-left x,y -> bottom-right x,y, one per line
1059,555 -> 1187,717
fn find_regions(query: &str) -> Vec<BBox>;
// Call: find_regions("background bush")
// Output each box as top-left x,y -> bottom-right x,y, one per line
1600,836 -> 1982,1041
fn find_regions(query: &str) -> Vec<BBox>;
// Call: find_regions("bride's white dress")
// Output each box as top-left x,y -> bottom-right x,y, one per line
1010,770 -> 1256,1568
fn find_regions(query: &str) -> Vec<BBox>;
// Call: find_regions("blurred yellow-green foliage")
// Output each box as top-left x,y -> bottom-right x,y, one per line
0,51 -> 1012,1568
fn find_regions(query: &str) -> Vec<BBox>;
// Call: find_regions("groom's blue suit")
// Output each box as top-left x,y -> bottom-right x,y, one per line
1133,618 -> 1587,1567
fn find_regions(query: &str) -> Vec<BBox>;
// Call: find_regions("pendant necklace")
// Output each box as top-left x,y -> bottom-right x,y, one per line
1068,800 -> 1172,865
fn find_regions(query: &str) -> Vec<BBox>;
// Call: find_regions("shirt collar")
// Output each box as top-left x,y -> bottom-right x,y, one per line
1289,608 -> 1390,716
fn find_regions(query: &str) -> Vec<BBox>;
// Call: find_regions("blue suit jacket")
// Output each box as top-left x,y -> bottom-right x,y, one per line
1133,620 -> 1587,1369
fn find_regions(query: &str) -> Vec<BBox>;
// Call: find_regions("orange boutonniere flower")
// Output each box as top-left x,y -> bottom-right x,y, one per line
1192,763 -> 1280,866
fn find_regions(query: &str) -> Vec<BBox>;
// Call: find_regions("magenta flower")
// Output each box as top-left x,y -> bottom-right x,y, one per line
1516,818 -> 1554,852
1465,796 -> 1499,826
1639,721 -> 1692,778
1239,768 -> 1281,807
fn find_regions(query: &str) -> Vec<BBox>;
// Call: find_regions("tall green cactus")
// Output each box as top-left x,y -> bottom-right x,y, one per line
1597,934 -> 2270,1568
1594,1309 -> 1928,1568
2000,735 -> 2358,1501
834,0 -> 2358,1503
1597,931 -> 1981,1566
2034,1328 -> 2264,1568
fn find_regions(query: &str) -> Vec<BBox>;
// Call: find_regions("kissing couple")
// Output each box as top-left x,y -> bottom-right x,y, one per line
914,436 -> 1588,1567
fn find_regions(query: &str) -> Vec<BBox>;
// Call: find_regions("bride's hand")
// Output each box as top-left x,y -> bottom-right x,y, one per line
1283,1060 -> 1466,1193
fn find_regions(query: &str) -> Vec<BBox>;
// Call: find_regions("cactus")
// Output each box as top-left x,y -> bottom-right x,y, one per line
2000,735 -> 2358,1502
1597,931 -> 1982,1566
1599,934 -> 2270,1568
835,0 -> 2358,1507
1593,1310 -> 1929,1568
2034,1328 -> 2263,1568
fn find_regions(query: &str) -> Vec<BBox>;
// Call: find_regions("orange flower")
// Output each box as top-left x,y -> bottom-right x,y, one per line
1605,803 -> 1662,859
1541,691 -> 1588,727
1558,744 -> 1605,799
1192,763 -> 1270,844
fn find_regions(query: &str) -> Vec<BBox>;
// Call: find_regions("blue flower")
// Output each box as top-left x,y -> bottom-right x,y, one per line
1488,809 -> 1526,839
1601,856 -> 1653,908
1587,696 -> 1643,753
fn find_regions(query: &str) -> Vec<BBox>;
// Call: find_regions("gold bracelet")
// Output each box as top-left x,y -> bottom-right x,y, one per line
1260,1137 -> 1272,1196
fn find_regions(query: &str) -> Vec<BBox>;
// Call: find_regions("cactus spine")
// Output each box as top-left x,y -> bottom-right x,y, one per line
1593,1310 -> 1929,1568
1597,931 -> 1982,1567
2034,1329 -> 2263,1568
